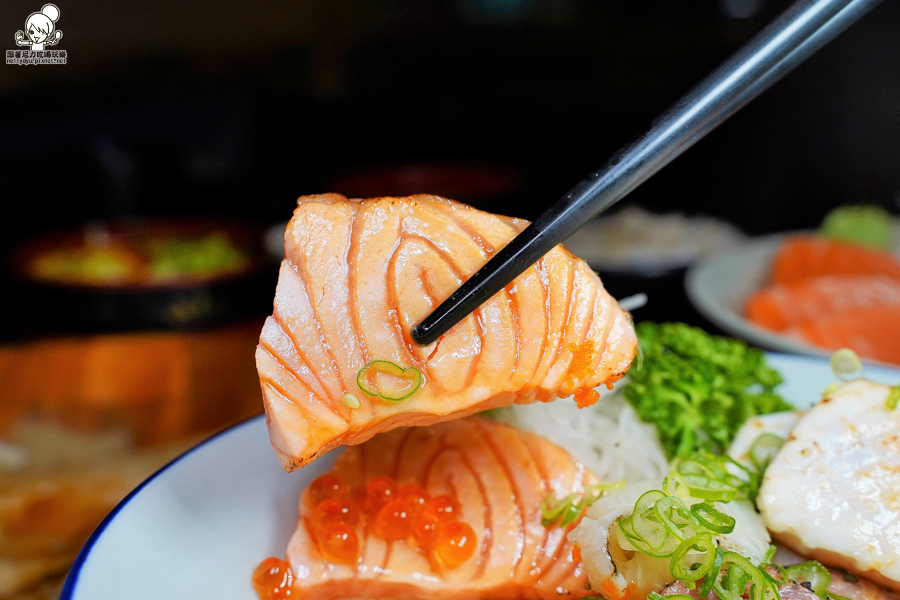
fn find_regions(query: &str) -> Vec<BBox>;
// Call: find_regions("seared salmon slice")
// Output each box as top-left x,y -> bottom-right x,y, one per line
256,194 -> 637,470
277,417 -> 596,600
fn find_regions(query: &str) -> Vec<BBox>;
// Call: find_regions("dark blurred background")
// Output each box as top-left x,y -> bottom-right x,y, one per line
1,0 -> 899,327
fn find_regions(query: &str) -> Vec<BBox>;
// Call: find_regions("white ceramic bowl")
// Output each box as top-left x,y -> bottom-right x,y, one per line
62,353 -> 900,599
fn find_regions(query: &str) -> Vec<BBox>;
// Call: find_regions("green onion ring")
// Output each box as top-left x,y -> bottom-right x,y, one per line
691,503 -> 736,534
785,561 -> 832,598
749,433 -> 785,474
356,360 -> 423,402
699,545 -> 725,598
670,535 -> 717,582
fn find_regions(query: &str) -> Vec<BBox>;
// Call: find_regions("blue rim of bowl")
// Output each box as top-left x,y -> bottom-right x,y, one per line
59,413 -> 266,599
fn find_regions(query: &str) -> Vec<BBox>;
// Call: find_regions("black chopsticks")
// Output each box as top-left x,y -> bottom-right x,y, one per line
411,0 -> 882,346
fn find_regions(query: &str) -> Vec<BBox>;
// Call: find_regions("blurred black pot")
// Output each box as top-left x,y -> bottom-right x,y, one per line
8,218 -> 278,336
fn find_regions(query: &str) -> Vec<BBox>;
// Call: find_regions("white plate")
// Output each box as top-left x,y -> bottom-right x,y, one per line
62,353 -> 900,600
686,233 -> 900,366
686,233 -> 847,360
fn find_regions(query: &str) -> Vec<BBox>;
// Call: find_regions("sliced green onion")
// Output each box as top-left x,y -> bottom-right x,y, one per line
749,433 -> 785,474
721,552 -> 766,600
785,561 -> 832,598
654,496 -> 695,540
680,472 -> 741,502
613,456 -> 794,600
724,561 -> 749,599
540,480 -> 624,528
887,384 -> 900,410
822,382 -> 840,398
671,452 -> 754,502
691,503 -> 736,534
830,349 -> 863,381
356,360 -> 423,402
699,546 -> 725,598
670,535 -> 717,582
713,580 -> 744,600
540,492 -> 577,526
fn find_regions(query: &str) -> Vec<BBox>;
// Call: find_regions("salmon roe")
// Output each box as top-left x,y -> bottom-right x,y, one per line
313,497 -> 359,529
374,498 -> 415,540
434,521 -> 477,567
365,475 -> 397,513
296,472 -> 477,572
573,387 -> 600,409
411,512 -> 442,548
319,522 -> 360,564
422,495 -> 460,523
397,484 -> 429,515
309,474 -> 349,505
253,557 -> 294,599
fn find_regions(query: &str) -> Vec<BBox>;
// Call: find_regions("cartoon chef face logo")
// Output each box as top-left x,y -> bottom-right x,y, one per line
15,4 -> 63,51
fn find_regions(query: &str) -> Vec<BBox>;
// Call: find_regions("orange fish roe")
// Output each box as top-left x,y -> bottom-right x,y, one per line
566,340 -> 598,385
313,497 -> 359,529
434,521 -> 477,567
411,512 -> 442,548
318,522 -> 360,564
573,387 -> 600,408
422,495 -> 460,523
293,472 -> 477,578
374,498 -> 415,540
365,475 -> 397,513
308,474 -> 349,505
397,484 -> 429,515
571,543 -> 582,563
253,557 -> 294,599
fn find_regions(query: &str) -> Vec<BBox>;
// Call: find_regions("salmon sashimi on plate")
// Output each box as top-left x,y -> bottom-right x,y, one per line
784,305 -> 900,366
253,416 -> 599,600
745,274 -> 900,332
256,194 -> 637,471
770,235 -> 900,286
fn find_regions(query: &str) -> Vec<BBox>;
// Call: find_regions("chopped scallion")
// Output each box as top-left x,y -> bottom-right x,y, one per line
356,360 -> 423,403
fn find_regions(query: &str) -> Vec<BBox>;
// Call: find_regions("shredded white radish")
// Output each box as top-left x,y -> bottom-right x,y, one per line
492,384 -> 668,486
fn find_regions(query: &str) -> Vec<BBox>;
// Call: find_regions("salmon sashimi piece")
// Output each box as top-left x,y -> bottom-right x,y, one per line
256,194 -> 637,471
770,235 -> 900,286
282,417 -> 596,600
745,274 -> 900,332
785,305 -> 900,365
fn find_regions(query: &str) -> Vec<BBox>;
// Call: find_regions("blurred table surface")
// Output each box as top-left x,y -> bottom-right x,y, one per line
0,321 -> 265,599
0,321 -> 265,445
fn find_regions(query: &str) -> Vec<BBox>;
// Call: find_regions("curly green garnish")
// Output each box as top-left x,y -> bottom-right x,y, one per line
625,322 -> 790,460
356,360 -> 423,403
